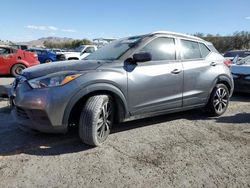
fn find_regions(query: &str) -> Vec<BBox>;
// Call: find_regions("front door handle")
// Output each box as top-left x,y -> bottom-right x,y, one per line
210,62 -> 217,66
171,69 -> 182,74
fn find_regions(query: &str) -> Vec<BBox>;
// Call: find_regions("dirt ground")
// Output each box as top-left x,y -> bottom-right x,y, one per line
0,77 -> 249,188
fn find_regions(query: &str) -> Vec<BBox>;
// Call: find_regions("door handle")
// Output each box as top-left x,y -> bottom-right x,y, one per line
210,62 -> 217,66
171,69 -> 182,74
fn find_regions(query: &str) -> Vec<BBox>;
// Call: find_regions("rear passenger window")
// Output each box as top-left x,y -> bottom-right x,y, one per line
199,43 -> 210,58
140,37 -> 176,61
181,40 -> 201,60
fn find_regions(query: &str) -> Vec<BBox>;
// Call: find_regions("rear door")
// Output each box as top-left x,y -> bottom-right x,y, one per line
127,36 -> 183,115
180,39 -> 218,106
0,47 -> 15,74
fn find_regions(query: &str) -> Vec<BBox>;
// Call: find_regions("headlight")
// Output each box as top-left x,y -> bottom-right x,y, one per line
28,73 -> 82,89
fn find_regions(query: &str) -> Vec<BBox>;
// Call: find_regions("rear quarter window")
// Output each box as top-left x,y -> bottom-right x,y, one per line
199,43 -> 211,58
181,40 -> 201,60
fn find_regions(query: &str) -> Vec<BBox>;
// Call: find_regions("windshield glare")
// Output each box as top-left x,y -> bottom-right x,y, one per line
85,36 -> 144,61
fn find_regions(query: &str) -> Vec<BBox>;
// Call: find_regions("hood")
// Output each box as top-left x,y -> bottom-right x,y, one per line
22,60 -> 104,79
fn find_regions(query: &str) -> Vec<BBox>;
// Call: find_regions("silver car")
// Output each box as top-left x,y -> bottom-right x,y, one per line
10,31 -> 234,146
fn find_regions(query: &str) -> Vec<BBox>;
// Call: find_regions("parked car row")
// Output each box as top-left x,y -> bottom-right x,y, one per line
58,45 -> 98,60
0,45 -> 40,77
26,48 -> 65,63
0,44 -> 98,76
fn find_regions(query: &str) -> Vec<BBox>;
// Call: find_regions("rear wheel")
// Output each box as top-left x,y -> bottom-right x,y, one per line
206,83 -> 229,116
79,95 -> 114,146
11,64 -> 26,77
45,59 -> 53,63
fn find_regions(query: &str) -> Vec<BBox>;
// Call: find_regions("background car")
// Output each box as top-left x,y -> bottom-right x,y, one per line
27,48 -> 64,63
224,50 -> 250,61
63,45 -> 97,60
231,55 -> 250,93
0,45 -> 39,77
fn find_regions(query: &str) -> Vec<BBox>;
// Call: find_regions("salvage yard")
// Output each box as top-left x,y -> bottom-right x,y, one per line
0,77 -> 249,187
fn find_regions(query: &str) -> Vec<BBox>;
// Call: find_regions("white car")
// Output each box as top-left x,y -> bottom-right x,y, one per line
64,45 -> 97,60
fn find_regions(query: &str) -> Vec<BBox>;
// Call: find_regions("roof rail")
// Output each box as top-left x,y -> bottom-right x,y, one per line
151,31 -> 204,41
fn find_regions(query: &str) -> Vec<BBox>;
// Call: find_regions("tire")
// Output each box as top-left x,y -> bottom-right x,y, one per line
205,83 -> 230,116
79,95 -> 114,146
45,59 -> 52,63
11,64 -> 26,77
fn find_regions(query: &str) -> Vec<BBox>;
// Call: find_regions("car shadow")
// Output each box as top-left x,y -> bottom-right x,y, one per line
0,75 -> 13,78
0,109 -> 207,157
215,113 -> 250,124
0,94 -> 248,157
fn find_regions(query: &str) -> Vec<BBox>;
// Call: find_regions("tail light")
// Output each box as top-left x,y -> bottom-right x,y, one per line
33,53 -> 38,59
224,59 -> 232,68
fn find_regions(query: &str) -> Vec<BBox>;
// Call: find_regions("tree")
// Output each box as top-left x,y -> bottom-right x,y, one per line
43,39 -> 93,49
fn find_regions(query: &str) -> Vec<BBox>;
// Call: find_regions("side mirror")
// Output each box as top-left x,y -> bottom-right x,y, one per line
133,52 -> 151,63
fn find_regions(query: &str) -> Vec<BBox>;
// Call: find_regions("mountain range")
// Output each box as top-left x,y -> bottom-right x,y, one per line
16,37 -> 75,47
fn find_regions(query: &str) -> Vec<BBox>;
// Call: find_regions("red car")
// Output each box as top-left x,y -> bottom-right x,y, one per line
0,45 -> 40,77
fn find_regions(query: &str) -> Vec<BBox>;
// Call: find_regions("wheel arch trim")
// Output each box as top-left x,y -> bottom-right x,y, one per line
62,83 -> 129,126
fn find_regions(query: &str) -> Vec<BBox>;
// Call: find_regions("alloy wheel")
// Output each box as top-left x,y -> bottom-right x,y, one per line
213,87 -> 228,113
96,101 -> 113,142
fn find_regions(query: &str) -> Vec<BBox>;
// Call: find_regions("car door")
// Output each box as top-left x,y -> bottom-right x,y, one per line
0,47 -> 14,74
180,39 -> 218,106
127,37 -> 183,115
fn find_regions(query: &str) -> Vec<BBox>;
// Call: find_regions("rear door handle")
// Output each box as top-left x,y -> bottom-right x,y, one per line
210,62 -> 217,66
171,69 -> 182,74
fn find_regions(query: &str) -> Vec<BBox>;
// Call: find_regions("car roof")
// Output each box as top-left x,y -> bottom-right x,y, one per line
150,31 -> 210,44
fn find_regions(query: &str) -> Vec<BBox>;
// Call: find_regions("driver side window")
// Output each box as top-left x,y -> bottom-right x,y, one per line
0,48 -> 11,55
139,37 -> 176,61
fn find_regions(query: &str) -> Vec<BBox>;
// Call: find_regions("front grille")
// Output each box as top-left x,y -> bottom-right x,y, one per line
16,107 -> 29,119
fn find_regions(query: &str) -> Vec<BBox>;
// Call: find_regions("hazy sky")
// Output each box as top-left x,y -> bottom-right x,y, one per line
0,0 -> 250,41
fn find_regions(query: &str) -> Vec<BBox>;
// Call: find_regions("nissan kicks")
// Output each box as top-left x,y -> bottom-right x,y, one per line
10,31 -> 234,146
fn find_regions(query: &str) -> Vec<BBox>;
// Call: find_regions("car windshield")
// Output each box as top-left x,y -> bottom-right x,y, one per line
237,55 -> 250,65
75,45 -> 86,52
85,36 -> 144,61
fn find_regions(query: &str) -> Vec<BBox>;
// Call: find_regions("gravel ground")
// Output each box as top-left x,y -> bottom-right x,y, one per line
0,77 -> 249,188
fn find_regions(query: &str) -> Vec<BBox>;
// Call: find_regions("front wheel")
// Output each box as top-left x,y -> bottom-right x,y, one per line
205,83 -> 230,116
79,95 -> 114,146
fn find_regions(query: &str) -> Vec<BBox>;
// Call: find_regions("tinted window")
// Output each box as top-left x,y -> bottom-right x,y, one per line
0,48 -> 11,55
199,43 -> 210,58
41,51 -> 47,55
181,40 -> 201,60
140,37 -> 176,61
224,51 -> 244,58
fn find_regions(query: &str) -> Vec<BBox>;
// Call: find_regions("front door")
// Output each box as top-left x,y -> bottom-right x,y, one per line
127,37 -> 183,115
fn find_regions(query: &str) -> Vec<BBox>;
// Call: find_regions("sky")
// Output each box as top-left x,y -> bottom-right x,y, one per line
0,0 -> 250,42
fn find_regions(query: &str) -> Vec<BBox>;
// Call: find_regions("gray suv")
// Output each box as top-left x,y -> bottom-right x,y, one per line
10,31 -> 234,146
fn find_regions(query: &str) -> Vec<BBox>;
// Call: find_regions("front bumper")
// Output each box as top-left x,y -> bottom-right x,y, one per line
9,77 -> 77,133
11,106 -> 65,133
